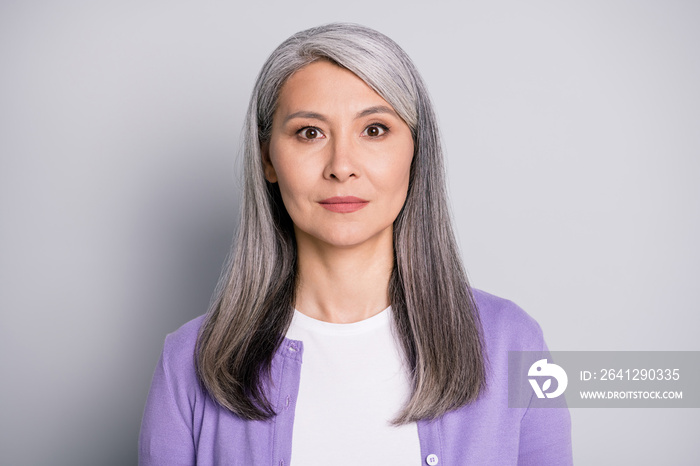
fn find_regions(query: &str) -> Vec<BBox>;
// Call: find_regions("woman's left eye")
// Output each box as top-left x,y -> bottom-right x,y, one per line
362,124 -> 388,138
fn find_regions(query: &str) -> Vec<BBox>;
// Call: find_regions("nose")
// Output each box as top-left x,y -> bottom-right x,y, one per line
323,133 -> 358,181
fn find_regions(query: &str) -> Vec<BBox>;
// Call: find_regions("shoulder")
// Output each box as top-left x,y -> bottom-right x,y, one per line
471,288 -> 545,352
163,314 -> 207,354
160,314 -> 207,389
140,315 -> 208,463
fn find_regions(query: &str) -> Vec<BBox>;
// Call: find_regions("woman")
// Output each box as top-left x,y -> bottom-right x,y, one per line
139,23 -> 572,465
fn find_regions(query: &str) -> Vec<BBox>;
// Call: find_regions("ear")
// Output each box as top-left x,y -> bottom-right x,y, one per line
260,141 -> 278,183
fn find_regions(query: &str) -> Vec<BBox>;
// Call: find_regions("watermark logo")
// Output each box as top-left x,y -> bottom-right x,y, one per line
528,358 -> 568,398
509,351 -> 698,408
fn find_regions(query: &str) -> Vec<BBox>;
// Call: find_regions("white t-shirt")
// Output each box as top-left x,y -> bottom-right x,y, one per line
285,306 -> 421,465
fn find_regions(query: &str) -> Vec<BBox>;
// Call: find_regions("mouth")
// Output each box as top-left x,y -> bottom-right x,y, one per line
318,196 -> 369,213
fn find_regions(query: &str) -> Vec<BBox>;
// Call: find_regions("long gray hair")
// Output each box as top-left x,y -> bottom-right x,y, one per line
196,22 -> 485,424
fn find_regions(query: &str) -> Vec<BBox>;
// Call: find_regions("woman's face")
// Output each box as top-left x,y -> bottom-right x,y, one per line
262,60 -> 414,249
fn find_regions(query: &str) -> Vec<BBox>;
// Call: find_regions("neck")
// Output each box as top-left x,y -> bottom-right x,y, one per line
293,228 -> 393,324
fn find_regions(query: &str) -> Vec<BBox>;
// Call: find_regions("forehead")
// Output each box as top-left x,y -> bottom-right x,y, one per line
275,60 -> 392,116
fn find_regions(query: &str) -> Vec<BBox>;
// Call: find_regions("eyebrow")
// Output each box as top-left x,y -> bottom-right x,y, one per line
355,105 -> 399,119
283,111 -> 328,124
283,105 -> 399,125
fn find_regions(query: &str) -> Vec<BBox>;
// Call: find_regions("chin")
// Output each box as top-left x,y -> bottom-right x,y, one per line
319,232 -> 372,249
319,226 -> 393,249
294,222 -> 394,250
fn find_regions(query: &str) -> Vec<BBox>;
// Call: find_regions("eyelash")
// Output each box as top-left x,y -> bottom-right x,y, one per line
295,126 -> 324,140
295,123 -> 391,140
363,123 -> 390,137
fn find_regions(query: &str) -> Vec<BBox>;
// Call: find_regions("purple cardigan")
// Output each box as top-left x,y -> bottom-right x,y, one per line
139,289 -> 573,465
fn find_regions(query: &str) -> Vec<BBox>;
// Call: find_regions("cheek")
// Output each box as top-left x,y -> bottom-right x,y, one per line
276,169 -> 305,203
391,167 -> 412,207
270,153 -> 312,213
385,143 -> 414,200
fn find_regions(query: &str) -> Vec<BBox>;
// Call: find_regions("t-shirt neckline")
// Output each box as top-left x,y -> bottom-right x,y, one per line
290,305 -> 392,335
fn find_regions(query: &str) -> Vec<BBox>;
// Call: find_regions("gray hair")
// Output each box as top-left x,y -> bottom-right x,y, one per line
196,22 -> 485,424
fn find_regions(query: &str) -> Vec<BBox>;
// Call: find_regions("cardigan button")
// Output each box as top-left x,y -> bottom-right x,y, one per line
426,454 -> 439,465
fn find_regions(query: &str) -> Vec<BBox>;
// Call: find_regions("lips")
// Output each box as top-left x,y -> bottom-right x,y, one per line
318,196 -> 369,213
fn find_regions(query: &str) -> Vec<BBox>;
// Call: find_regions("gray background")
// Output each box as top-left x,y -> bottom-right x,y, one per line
1,1 -> 698,464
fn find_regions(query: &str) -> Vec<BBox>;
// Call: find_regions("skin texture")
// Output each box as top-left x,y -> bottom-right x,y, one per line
261,60 -> 414,323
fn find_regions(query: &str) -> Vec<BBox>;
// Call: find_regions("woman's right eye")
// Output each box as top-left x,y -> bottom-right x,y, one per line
297,127 -> 325,140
